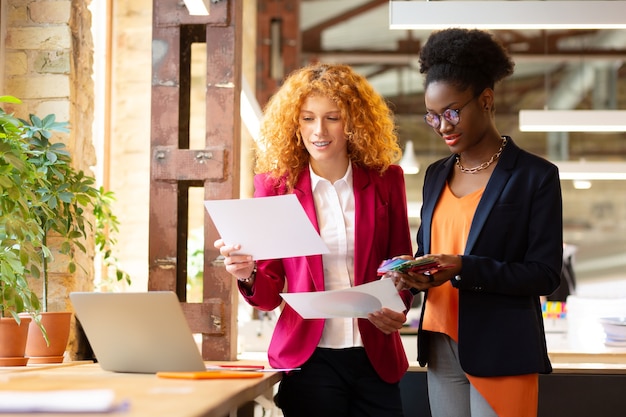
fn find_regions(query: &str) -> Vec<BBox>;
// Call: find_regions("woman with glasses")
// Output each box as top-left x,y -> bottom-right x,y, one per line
387,28 -> 563,417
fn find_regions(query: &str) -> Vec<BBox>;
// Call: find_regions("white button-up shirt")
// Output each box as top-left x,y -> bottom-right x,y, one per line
310,164 -> 363,348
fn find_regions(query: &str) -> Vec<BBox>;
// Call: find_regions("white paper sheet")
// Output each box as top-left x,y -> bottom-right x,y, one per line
204,194 -> 329,261
0,389 -> 126,413
280,278 -> 406,319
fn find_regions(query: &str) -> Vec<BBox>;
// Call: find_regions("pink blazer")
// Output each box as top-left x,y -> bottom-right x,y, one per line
240,164 -> 413,383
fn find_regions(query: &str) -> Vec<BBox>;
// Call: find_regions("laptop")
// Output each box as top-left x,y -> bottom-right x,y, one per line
70,291 -> 207,374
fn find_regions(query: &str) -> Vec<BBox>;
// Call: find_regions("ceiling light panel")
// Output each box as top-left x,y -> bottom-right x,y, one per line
519,110 -> 626,132
389,1 -> 626,30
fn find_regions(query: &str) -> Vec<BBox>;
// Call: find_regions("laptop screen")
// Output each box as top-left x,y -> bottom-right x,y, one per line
70,291 -> 206,373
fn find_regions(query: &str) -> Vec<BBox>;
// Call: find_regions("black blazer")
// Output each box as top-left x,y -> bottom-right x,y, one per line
416,137 -> 563,377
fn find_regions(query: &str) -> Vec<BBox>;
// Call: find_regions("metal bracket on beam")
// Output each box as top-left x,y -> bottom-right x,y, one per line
151,147 -> 226,182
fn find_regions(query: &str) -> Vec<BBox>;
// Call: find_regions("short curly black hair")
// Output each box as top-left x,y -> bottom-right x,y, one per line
419,28 -> 514,96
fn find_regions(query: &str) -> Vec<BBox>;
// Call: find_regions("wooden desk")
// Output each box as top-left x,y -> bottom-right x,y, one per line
0,361 -> 281,417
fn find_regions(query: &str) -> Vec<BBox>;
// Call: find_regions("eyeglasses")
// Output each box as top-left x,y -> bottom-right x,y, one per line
423,96 -> 477,129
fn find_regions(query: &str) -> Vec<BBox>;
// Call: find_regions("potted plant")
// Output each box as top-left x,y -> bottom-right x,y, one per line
0,95 -> 45,365
0,95 -> 129,364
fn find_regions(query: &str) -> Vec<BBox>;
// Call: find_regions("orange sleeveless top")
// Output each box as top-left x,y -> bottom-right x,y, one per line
423,183 -> 538,417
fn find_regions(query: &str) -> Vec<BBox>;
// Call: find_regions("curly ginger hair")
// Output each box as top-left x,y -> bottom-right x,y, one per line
255,63 -> 402,192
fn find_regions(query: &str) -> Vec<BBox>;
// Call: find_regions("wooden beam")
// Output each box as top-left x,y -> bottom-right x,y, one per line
150,0 -> 243,361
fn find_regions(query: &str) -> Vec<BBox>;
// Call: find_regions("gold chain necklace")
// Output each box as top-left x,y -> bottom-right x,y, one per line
456,137 -> 507,174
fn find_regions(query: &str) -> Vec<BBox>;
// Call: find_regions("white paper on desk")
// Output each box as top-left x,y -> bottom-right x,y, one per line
204,194 -> 329,260
280,278 -> 406,319
0,389 -> 125,413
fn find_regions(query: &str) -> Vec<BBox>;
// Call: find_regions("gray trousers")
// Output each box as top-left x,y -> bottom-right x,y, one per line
426,332 -> 499,417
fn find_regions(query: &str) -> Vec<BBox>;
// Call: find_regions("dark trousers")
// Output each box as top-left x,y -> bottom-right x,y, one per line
275,347 -> 404,417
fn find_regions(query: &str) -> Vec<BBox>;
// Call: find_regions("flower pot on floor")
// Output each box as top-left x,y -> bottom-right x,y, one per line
24,311 -> 72,364
0,316 -> 32,366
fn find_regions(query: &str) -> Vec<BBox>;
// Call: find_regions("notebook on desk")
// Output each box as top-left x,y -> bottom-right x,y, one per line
70,291 -> 207,374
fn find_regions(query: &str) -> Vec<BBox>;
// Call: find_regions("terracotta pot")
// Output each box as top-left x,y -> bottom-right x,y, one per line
25,311 -> 72,364
0,316 -> 32,366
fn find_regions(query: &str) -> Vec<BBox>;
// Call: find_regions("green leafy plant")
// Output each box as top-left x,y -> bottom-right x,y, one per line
0,95 -> 129,321
0,95 -> 44,322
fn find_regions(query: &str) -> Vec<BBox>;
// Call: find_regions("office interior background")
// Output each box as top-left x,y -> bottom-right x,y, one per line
2,0 -> 626,354
105,0 -> 626,298
112,0 -> 626,355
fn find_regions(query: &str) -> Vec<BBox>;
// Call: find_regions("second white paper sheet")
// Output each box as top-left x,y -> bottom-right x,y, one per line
280,278 -> 406,319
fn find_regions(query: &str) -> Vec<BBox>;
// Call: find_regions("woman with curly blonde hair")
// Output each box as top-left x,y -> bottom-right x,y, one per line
215,63 -> 414,417
255,63 -> 403,191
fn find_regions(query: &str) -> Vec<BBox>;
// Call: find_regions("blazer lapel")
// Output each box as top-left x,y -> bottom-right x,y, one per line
465,138 -> 518,254
352,164 -> 373,285
293,170 -> 326,291
293,171 -> 319,230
